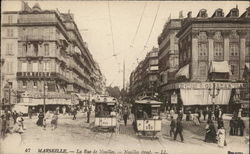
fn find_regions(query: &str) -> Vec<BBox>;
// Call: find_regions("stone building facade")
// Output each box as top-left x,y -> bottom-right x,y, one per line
161,7 -> 250,111
1,3 -> 104,110
129,48 -> 159,99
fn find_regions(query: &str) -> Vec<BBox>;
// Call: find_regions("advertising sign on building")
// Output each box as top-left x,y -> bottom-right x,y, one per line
171,91 -> 177,104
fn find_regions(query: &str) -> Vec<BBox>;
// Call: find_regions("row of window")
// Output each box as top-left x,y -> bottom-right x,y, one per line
21,43 -> 50,56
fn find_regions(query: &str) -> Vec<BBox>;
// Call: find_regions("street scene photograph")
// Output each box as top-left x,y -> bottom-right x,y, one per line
0,0 -> 249,154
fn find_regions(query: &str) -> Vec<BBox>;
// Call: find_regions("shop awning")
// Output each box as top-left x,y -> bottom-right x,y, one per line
245,63 -> 250,70
209,61 -> 230,73
175,64 -> 189,79
75,94 -> 87,101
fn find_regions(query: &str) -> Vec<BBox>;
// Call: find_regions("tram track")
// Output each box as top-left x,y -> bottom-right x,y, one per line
107,131 -> 114,145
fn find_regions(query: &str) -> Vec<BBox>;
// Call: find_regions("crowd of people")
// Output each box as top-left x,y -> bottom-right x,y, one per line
166,105 -> 246,148
0,108 -> 26,139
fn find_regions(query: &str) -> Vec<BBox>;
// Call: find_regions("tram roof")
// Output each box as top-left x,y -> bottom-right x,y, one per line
94,96 -> 117,104
135,99 -> 162,105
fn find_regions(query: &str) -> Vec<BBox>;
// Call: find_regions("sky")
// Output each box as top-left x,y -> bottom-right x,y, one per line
2,0 -> 249,88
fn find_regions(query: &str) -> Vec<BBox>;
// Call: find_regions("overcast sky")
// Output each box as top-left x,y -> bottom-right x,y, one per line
2,0 -> 249,88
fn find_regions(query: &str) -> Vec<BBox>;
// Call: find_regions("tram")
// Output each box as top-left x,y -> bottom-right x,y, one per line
94,95 -> 118,131
133,96 -> 163,137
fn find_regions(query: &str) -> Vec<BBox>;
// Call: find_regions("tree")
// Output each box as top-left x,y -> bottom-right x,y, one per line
106,86 -> 121,99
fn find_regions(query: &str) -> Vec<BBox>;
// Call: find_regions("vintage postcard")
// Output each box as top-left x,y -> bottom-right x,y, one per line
0,0 -> 249,154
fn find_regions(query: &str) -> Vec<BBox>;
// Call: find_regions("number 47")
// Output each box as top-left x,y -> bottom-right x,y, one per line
25,148 -> 31,152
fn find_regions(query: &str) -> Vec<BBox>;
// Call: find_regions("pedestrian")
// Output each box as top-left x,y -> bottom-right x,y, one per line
217,126 -> 226,148
28,107 -> 32,119
170,108 -> 175,118
229,117 -> 236,136
43,110 -> 51,130
86,106 -> 91,123
178,109 -> 183,121
72,107 -> 77,120
170,116 -> 176,137
217,117 -> 224,129
186,110 -> 191,121
166,109 -> 170,120
51,111 -> 58,130
214,106 -> 219,121
1,113 -> 7,138
204,120 -> 217,143
62,106 -> 66,115
238,117 -> 245,136
203,107 -> 208,121
219,108 -> 223,119
238,108 -> 242,118
12,110 -> 18,124
36,109 -> 44,127
174,117 -> 184,142
234,117 -> 239,136
198,108 -> 202,123
15,113 -> 24,133
123,107 -> 129,126
193,115 -> 200,126
208,108 -> 212,121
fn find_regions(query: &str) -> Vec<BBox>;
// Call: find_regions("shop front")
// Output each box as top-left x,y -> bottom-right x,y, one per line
161,82 -> 246,113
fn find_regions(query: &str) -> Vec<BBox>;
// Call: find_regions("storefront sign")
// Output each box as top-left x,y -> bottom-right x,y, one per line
21,92 -> 71,99
164,82 -> 246,91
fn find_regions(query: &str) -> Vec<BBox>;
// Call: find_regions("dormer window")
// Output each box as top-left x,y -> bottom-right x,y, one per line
212,9 -> 224,18
197,9 -> 208,18
226,8 -> 239,17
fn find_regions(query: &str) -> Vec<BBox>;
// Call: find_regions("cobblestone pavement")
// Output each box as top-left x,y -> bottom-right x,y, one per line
1,112 -> 249,154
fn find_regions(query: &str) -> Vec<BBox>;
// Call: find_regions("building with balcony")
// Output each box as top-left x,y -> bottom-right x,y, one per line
157,18 -> 182,105
129,47 -> 159,99
1,2 -> 104,110
162,7 -> 250,112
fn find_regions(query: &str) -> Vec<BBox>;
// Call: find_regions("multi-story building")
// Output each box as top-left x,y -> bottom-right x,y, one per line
129,48 -> 159,99
1,2 -> 104,111
1,11 -> 19,109
157,18 -> 182,105
162,7 -> 250,111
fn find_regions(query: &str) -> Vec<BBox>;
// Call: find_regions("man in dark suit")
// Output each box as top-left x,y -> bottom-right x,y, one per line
174,117 -> 184,142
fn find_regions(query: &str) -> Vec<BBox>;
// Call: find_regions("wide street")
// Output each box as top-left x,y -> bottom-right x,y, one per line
1,112 -> 249,154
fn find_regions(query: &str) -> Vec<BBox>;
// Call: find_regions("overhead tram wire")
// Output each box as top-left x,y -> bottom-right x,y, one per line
131,2 -> 161,70
130,2 -> 147,47
144,1 -> 161,53
108,1 -> 116,58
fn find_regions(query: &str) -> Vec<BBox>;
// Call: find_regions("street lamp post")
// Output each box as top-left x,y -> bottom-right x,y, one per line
208,82 -> 220,112
43,82 -> 48,115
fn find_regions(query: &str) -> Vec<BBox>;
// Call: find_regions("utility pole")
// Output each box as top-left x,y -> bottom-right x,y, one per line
122,59 -> 125,103
43,82 -> 46,115
123,59 -> 125,90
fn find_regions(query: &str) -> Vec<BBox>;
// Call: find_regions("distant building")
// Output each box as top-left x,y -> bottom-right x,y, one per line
1,2 -> 104,110
162,7 -> 250,111
129,48 -> 159,99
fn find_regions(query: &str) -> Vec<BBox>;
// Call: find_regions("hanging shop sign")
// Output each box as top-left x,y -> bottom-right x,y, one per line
171,92 -> 177,104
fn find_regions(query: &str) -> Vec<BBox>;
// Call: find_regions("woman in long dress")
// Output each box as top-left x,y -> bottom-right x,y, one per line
217,126 -> 226,147
36,110 -> 44,127
204,120 -> 217,143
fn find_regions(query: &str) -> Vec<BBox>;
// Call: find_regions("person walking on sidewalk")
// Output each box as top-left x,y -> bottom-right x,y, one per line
123,106 -> 129,126
217,126 -> 226,148
12,110 -> 18,124
174,117 -> 184,142
170,116 -> 176,137
36,109 -> 44,127
72,107 -> 77,120
86,106 -> 91,123
51,111 -> 58,130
